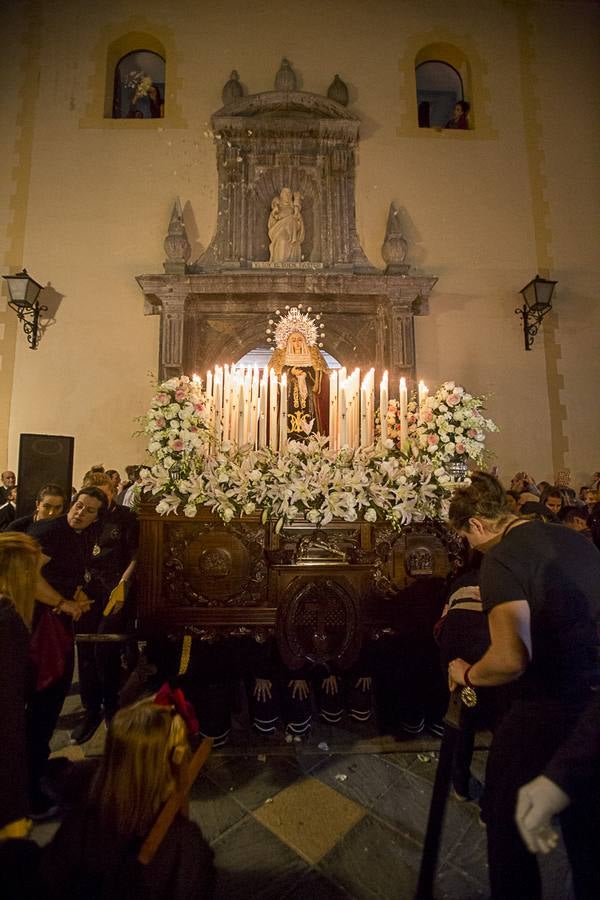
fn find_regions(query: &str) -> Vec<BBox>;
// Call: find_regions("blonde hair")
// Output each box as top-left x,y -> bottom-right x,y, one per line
0,532 -> 42,627
90,700 -> 188,838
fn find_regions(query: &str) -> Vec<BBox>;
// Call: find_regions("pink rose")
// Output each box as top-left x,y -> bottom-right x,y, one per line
194,402 -> 205,413
446,394 -> 461,406
455,443 -> 466,454
155,417 -> 166,428
427,434 -> 439,445
467,429 -> 477,438
175,389 -> 186,401
170,438 -> 184,452
422,409 -> 434,422
155,392 -> 169,406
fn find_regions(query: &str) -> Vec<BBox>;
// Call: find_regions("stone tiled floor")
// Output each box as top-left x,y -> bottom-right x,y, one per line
33,685 -> 575,900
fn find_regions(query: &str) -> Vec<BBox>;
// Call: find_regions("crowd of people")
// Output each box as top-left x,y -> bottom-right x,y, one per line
0,460 -> 598,898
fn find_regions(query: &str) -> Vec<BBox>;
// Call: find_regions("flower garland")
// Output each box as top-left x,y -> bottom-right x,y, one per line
140,376 -> 497,528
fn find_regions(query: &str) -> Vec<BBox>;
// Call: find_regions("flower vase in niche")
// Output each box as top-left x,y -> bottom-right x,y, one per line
268,306 -> 329,441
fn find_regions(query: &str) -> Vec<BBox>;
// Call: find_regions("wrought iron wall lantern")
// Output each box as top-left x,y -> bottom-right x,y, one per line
1,268 -> 47,349
514,274 -> 557,351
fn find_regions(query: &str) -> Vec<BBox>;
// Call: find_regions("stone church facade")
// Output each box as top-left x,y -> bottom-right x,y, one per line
1,0 -> 598,485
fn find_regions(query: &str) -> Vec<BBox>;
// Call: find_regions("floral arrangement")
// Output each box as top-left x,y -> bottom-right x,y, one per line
406,381 -> 498,466
142,375 -> 212,479
140,376 -> 496,528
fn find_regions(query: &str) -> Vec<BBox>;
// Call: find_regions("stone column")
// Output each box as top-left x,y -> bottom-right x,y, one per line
387,297 -> 416,388
159,295 -> 187,380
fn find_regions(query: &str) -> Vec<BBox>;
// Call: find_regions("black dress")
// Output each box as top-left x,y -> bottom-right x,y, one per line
0,596 -> 30,829
40,806 -> 216,899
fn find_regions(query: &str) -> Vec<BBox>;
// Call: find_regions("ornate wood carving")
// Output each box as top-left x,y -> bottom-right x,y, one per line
162,520 -> 266,608
276,575 -> 362,670
137,503 -> 460,668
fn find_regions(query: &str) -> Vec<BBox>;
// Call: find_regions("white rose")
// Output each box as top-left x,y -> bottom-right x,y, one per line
364,507 -> 377,523
222,507 -> 234,523
306,508 -> 321,524
243,502 -> 256,515
183,504 -> 197,518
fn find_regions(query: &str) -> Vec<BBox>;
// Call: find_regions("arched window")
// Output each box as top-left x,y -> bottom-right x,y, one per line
112,50 -> 165,119
416,60 -> 463,129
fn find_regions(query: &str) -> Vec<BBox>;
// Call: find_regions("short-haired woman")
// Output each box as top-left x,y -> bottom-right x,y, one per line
447,472 -> 600,899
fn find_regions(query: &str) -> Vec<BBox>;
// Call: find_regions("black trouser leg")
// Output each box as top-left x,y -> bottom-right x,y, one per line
76,642 -> 103,713
484,700 -> 583,900
26,663 -> 73,797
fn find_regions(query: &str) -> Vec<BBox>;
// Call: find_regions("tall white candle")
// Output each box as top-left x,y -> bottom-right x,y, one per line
368,368 -> 375,445
238,377 -> 246,445
213,368 -> 223,446
360,382 -> 368,447
339,380 -> 347,448
329,370 -> 338,451
258,367 -> 268,448
206,370 -> 213,400
279,373 -> 288,450
230,370 -> 239,444
418,380 -> 429,420
222,365 -> 231,442
399,376 -> 408,449
250,365 -> 259,447
269,368 -> 278,451
379,371 -> 388,443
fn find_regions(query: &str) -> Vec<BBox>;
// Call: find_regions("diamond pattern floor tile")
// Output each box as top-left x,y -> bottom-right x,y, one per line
253,775 -> 365,864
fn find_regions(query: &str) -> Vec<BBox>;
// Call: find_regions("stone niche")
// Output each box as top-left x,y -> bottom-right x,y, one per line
137,61 -> 437,386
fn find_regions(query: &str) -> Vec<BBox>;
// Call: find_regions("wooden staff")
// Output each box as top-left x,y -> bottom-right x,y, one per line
138,736 -> 213,865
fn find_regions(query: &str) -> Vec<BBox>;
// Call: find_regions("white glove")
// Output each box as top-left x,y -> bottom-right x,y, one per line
515,775 -> 570,854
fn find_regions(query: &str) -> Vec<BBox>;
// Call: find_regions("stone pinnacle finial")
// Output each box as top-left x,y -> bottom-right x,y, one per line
164,198 -> 191,274
275,58 -> 297,92
327,74 -> 349,106
222,70 -> 243,105
382,202 -> 409,273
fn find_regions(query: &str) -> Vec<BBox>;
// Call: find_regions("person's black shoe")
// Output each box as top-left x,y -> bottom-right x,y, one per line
70,709 -> 103,745
29,790 -> 59,821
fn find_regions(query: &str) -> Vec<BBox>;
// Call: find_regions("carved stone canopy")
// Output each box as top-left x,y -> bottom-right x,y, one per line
136,61 -> 438,387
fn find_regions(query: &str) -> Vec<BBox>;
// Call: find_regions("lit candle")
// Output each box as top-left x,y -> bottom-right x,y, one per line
360,381 -> 368,448
258,367 -> 268,448
243,367 -> 252,444
269,368 -> 278,450
339,379 -> 347,447
213,367 -> 223,446
238,376 -> 246,446
279,373 -> 288,450
418,380 -> 429,420
399,376 -> 408,449
379,371 -> 388,443
192,373 -> 201,386
222,365 -> 231,442
230,370 -> 239,444
329,370 -> 338,451
368,368 -> 375,445
250,365 -> 259,447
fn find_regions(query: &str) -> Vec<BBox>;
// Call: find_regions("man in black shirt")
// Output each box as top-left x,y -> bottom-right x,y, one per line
447,473 -> 600,900
71,473 -> 138,743
26,487 -> 108,815
9,483 -> 66,533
